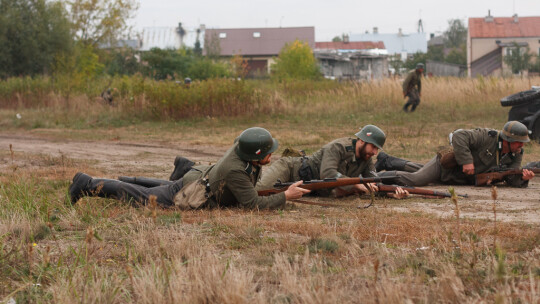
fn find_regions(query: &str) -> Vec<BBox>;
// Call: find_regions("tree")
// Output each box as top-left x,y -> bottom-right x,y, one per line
426,45 -> 444,62
204,32 -> 221,59
503,43 -> 533,74
404,52 -> 428,70
193,28 -> 202,56
141,48 -> 190,80
332,36 -> 342,42
69,0 -> 138,47
445,45 -> 466,65
444,19 -> 467,49
271,40 -> 321,81
0,0 -> 72,77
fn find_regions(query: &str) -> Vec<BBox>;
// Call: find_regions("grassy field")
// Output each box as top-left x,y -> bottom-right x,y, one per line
0,76 -> 539,303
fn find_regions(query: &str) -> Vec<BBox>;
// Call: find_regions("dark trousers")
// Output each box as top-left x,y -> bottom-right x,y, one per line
403,89 -> 421,112
87,177 -> 184,207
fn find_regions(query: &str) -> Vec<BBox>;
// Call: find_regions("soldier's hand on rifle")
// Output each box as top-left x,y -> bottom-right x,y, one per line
522,169 -> 535,180
354,182 -> 378,194
462,163 -> 475,175
284,181 -> 311,200
386,187 -> 409,199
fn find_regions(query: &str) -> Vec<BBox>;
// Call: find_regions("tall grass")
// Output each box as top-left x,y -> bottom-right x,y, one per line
1,75 -> 537,123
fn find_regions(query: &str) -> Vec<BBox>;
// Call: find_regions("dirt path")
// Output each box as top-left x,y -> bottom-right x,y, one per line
2,132 -> 539,224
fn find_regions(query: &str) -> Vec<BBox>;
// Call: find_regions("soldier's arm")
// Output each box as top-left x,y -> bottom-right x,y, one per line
226,170 -> 286,209
503,150 -> 529,188
417,74 -> 422,94
402,73 -> 412,93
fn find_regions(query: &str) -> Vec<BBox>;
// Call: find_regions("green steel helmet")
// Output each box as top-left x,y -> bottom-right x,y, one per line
500,121 -> 530,143
416,63 -> 425,70
355,125 -> 386,149
235,127 -> 279,161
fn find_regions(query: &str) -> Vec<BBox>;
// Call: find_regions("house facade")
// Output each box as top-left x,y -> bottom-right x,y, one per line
468,13 -> 540,77
314,41 -> 389,80
204,27 -> 315,76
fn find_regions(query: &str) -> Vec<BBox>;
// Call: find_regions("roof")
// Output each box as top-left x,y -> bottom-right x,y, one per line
349,32 -> 427,54
469,16 -> 540,38
315,41 -> 385,50
204,27 -> 315,56
140,27 -> 182,51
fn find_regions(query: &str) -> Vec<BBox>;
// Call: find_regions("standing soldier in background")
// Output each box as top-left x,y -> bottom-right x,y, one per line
402,63 -> 424,112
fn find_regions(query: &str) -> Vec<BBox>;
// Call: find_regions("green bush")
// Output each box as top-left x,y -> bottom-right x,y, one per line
271,40 -> 321,81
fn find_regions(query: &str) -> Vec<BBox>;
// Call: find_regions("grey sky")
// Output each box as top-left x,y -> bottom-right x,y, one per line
132,0 -> 540,41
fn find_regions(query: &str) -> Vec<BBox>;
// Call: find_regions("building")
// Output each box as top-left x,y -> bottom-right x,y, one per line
468,12 -> 540,77
140,23 -> 205,51
314,40 -> 389,80
203,27 -> 315,76
350,28 -> 427,59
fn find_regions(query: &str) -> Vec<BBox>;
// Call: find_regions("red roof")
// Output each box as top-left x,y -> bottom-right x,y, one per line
469,16 -> 540,38
315,41 -> 385,50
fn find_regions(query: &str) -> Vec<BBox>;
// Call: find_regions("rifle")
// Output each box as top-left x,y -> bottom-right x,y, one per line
474,167 -> 540,186
257,176 -> 397,196
377,184 -> 468,198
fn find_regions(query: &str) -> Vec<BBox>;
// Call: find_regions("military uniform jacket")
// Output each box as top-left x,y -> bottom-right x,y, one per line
308,137 -> 376,181
440,128 -> 526,187
402,70 -> 422,94
184,144 -> 286,209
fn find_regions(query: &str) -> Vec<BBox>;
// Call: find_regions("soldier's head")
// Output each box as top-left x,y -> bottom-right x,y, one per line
500,121 -> 530,153
235,127 -> 278,165
416,63 -> 424,72
184,77 -> 192,88
355,125 -> 386,160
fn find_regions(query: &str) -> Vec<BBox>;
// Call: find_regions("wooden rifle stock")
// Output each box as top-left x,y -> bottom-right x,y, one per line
475,167 -> 540,186
257,176 -> 396,196
377,184 -> 468,198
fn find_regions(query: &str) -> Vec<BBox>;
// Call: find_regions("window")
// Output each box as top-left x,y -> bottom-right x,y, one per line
253,32 -> 261,38
219,33 -> 227,38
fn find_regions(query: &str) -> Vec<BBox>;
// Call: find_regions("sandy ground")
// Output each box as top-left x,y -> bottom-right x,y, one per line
2,132 -> 539,224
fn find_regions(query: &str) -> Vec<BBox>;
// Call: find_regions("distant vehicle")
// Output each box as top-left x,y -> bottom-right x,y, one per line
500,86 -> 540,141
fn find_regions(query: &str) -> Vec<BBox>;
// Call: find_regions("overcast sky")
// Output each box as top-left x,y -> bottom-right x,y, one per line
131,0 -> 540,41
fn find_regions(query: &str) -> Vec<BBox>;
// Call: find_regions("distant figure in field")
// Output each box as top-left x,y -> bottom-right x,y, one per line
184,77 -> 192,89
402,63 -> 424,113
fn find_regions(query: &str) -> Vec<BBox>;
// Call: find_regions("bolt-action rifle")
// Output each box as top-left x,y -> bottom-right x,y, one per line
257,176 -> 396,196
258,177 -> 467,198
474,167 -> 540,186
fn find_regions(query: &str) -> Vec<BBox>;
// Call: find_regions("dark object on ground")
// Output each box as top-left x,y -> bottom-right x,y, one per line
501,86 -> 540,141
101,89 -> 113,105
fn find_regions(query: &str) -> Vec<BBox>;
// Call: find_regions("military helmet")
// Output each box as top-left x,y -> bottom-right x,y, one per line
355,125 -> 386,149
235,127 -> 279,161
416,63 -> 425,70
500,121 -> 530,143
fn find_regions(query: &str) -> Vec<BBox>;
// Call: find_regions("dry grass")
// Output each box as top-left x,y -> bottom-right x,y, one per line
1,77 -> 540,302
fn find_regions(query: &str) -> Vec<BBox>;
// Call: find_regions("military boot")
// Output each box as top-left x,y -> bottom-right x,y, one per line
169,156 -> 195,181
375,152 -> 413,172
69,172 -> 93,204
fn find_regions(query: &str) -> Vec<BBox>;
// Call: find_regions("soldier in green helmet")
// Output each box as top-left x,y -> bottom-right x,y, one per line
376,121 -> 535,187
158,125 -> 408,198
68,127 -> 310,209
